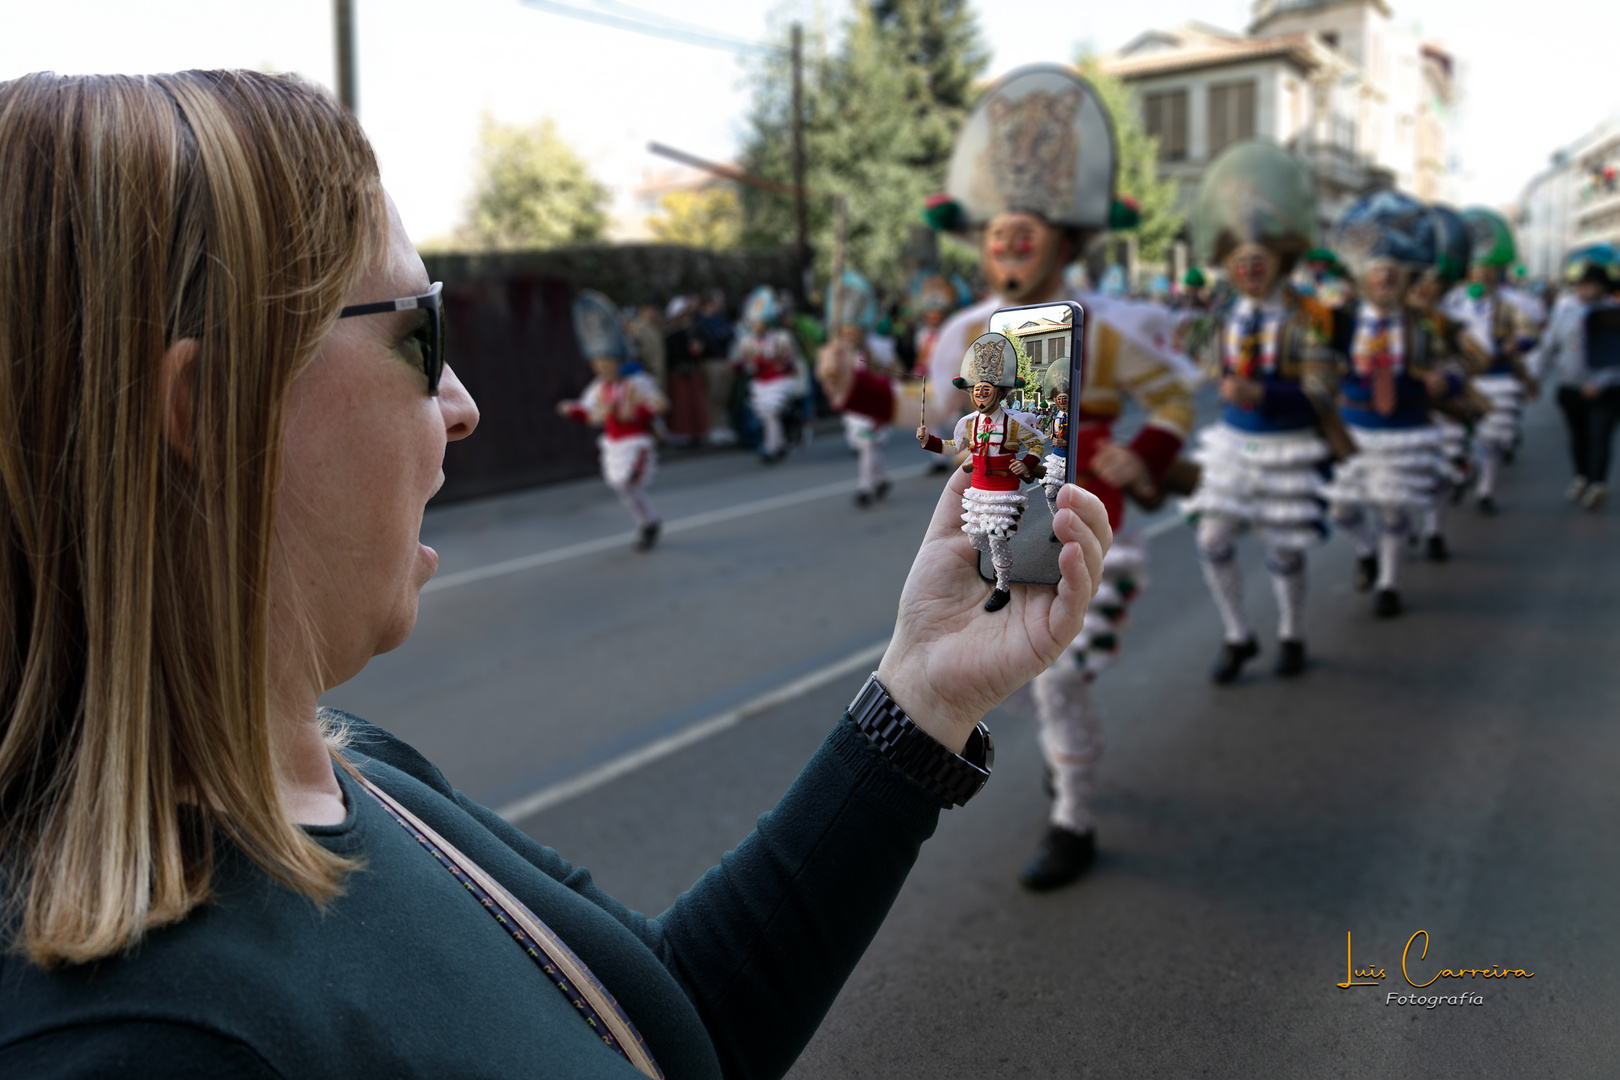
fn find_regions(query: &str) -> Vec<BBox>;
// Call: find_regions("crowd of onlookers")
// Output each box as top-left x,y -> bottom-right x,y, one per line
609,283 -> 948,451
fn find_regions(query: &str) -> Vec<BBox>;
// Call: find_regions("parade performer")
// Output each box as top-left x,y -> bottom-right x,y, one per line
734,285 -> 803,464
1180,140 -> 1339,683
557,292 -> 666,550
920,65 -> 1196,890
817,270 -> 897,507
911,273 -> 960,386
1442,208 -> 1539,512
1534,244 -> 1620,508
1318,193 -> 1466,617
919,333 -> 1045,610
1406,203 -> 1487,559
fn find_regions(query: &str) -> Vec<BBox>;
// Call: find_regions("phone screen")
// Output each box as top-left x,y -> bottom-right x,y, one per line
975,300 -> 1086,588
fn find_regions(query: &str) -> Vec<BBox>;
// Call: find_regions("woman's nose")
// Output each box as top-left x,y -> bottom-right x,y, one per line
436,365 -> 480,442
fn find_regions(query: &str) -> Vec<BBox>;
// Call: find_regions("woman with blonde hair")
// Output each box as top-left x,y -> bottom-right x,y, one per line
0,70 -> 1110,1078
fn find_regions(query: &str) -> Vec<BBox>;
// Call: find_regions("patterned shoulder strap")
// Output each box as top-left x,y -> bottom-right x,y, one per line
354,770 -> 664,1079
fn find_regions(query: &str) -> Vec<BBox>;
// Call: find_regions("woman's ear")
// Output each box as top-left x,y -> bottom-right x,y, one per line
160,338 -> 199,464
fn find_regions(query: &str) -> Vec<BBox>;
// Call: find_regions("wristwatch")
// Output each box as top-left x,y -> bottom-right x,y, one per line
847,673 -> 994,807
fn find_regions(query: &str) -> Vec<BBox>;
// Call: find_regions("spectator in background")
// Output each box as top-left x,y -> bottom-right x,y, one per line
695,288 -> 737,446
1535,246 -> 1620,509
624,297 -> 667,390
661,295 -> 708,446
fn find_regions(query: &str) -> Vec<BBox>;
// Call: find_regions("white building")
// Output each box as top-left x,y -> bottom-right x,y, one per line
1518,117 -> 1620,280
1100,0 -> 1456,236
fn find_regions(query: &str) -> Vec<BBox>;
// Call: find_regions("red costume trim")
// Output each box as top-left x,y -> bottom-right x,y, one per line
1127,425 -> 1183,482
843,368 -> 894,424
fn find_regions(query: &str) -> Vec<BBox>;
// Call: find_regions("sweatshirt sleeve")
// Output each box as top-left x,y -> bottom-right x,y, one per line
0,1022 -> 283,1080
653,717 -> 943,1080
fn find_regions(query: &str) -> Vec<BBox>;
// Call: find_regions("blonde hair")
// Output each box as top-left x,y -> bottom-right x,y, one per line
0,70 -> 386,967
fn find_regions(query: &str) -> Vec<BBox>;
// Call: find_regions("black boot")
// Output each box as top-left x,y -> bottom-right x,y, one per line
1275,639 -> 1307,676
1477,495 -> 1497,515
1018,827 -> 1097,891
1353,555 -> 1378,592
984,587 -> 1011,612
636,521 -> 661,551
1374,588 -> 1401,618
875,480 -> 891,501
1210,637 -> 1260,684
1425,534 -> 1448,562
853,490 -> 873,508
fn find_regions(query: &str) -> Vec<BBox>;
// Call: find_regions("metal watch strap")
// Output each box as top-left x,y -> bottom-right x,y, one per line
846,673 -> 994,807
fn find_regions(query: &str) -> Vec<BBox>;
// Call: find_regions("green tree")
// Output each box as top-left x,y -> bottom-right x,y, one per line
647,186 -> 744,249
1075,55 -> 1184,264
455,115 -> 611,251
739,0 -> 987,289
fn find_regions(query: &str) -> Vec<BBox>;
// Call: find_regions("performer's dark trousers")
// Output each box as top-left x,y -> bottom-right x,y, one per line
1556,385 -> 1620,483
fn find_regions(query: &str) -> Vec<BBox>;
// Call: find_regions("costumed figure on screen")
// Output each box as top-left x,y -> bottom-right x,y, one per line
919,333 -> 1045,612
1318,193 -> 1470,617
1532,243 -> 1620,509
920,64 -> 1197,891
1179,140 -> 1341,683
816,269 -> 898,507
1440,207 -> 1541,512
557,291 -> 667,550
734,285 -> 803,464
1404,203 -> 1489,559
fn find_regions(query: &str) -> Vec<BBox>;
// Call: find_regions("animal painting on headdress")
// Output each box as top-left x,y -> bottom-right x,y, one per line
953,331 -> 1024,389
973,336 -> 1007,376
974,86 -> 1084,221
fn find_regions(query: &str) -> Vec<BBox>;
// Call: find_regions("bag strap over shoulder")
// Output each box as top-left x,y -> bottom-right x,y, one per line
354,771 -> 664,1080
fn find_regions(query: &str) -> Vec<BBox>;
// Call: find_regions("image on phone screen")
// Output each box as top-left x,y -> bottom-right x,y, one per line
976,300 -> 1086,588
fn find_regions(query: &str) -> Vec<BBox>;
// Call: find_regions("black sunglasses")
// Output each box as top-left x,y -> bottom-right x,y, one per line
338,281 -> 445,394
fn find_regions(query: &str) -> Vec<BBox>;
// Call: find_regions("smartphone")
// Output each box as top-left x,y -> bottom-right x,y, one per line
976,300 -> 1086,588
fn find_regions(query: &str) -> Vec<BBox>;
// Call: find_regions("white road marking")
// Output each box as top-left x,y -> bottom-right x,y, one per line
492,501 -> 1187,823
1142,512 -> 1185,540
424,462 -> 935,594
495,639 -> 890,823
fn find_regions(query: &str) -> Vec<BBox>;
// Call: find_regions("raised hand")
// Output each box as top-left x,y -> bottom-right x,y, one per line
875,470 -> 1110,752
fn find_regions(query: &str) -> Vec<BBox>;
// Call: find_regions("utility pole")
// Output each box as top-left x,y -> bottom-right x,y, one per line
334,0 -> 357,114
790,22 -> 810,299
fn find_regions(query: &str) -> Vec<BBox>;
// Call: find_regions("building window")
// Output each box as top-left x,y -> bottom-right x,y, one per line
1143,88 -> 1188,162
1208,80 -> 1256,156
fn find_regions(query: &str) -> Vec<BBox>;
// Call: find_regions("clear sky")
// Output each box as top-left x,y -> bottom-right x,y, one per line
4,0 -> 1616,243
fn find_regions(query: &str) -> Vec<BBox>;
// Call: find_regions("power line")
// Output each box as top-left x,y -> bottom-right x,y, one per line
515,0 -> 777,56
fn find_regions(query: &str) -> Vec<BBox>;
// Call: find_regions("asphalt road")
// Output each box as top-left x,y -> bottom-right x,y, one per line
326,401 -> 1620,1078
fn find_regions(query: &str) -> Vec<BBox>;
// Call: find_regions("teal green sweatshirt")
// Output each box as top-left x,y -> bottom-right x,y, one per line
0,713 -> 945,1079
